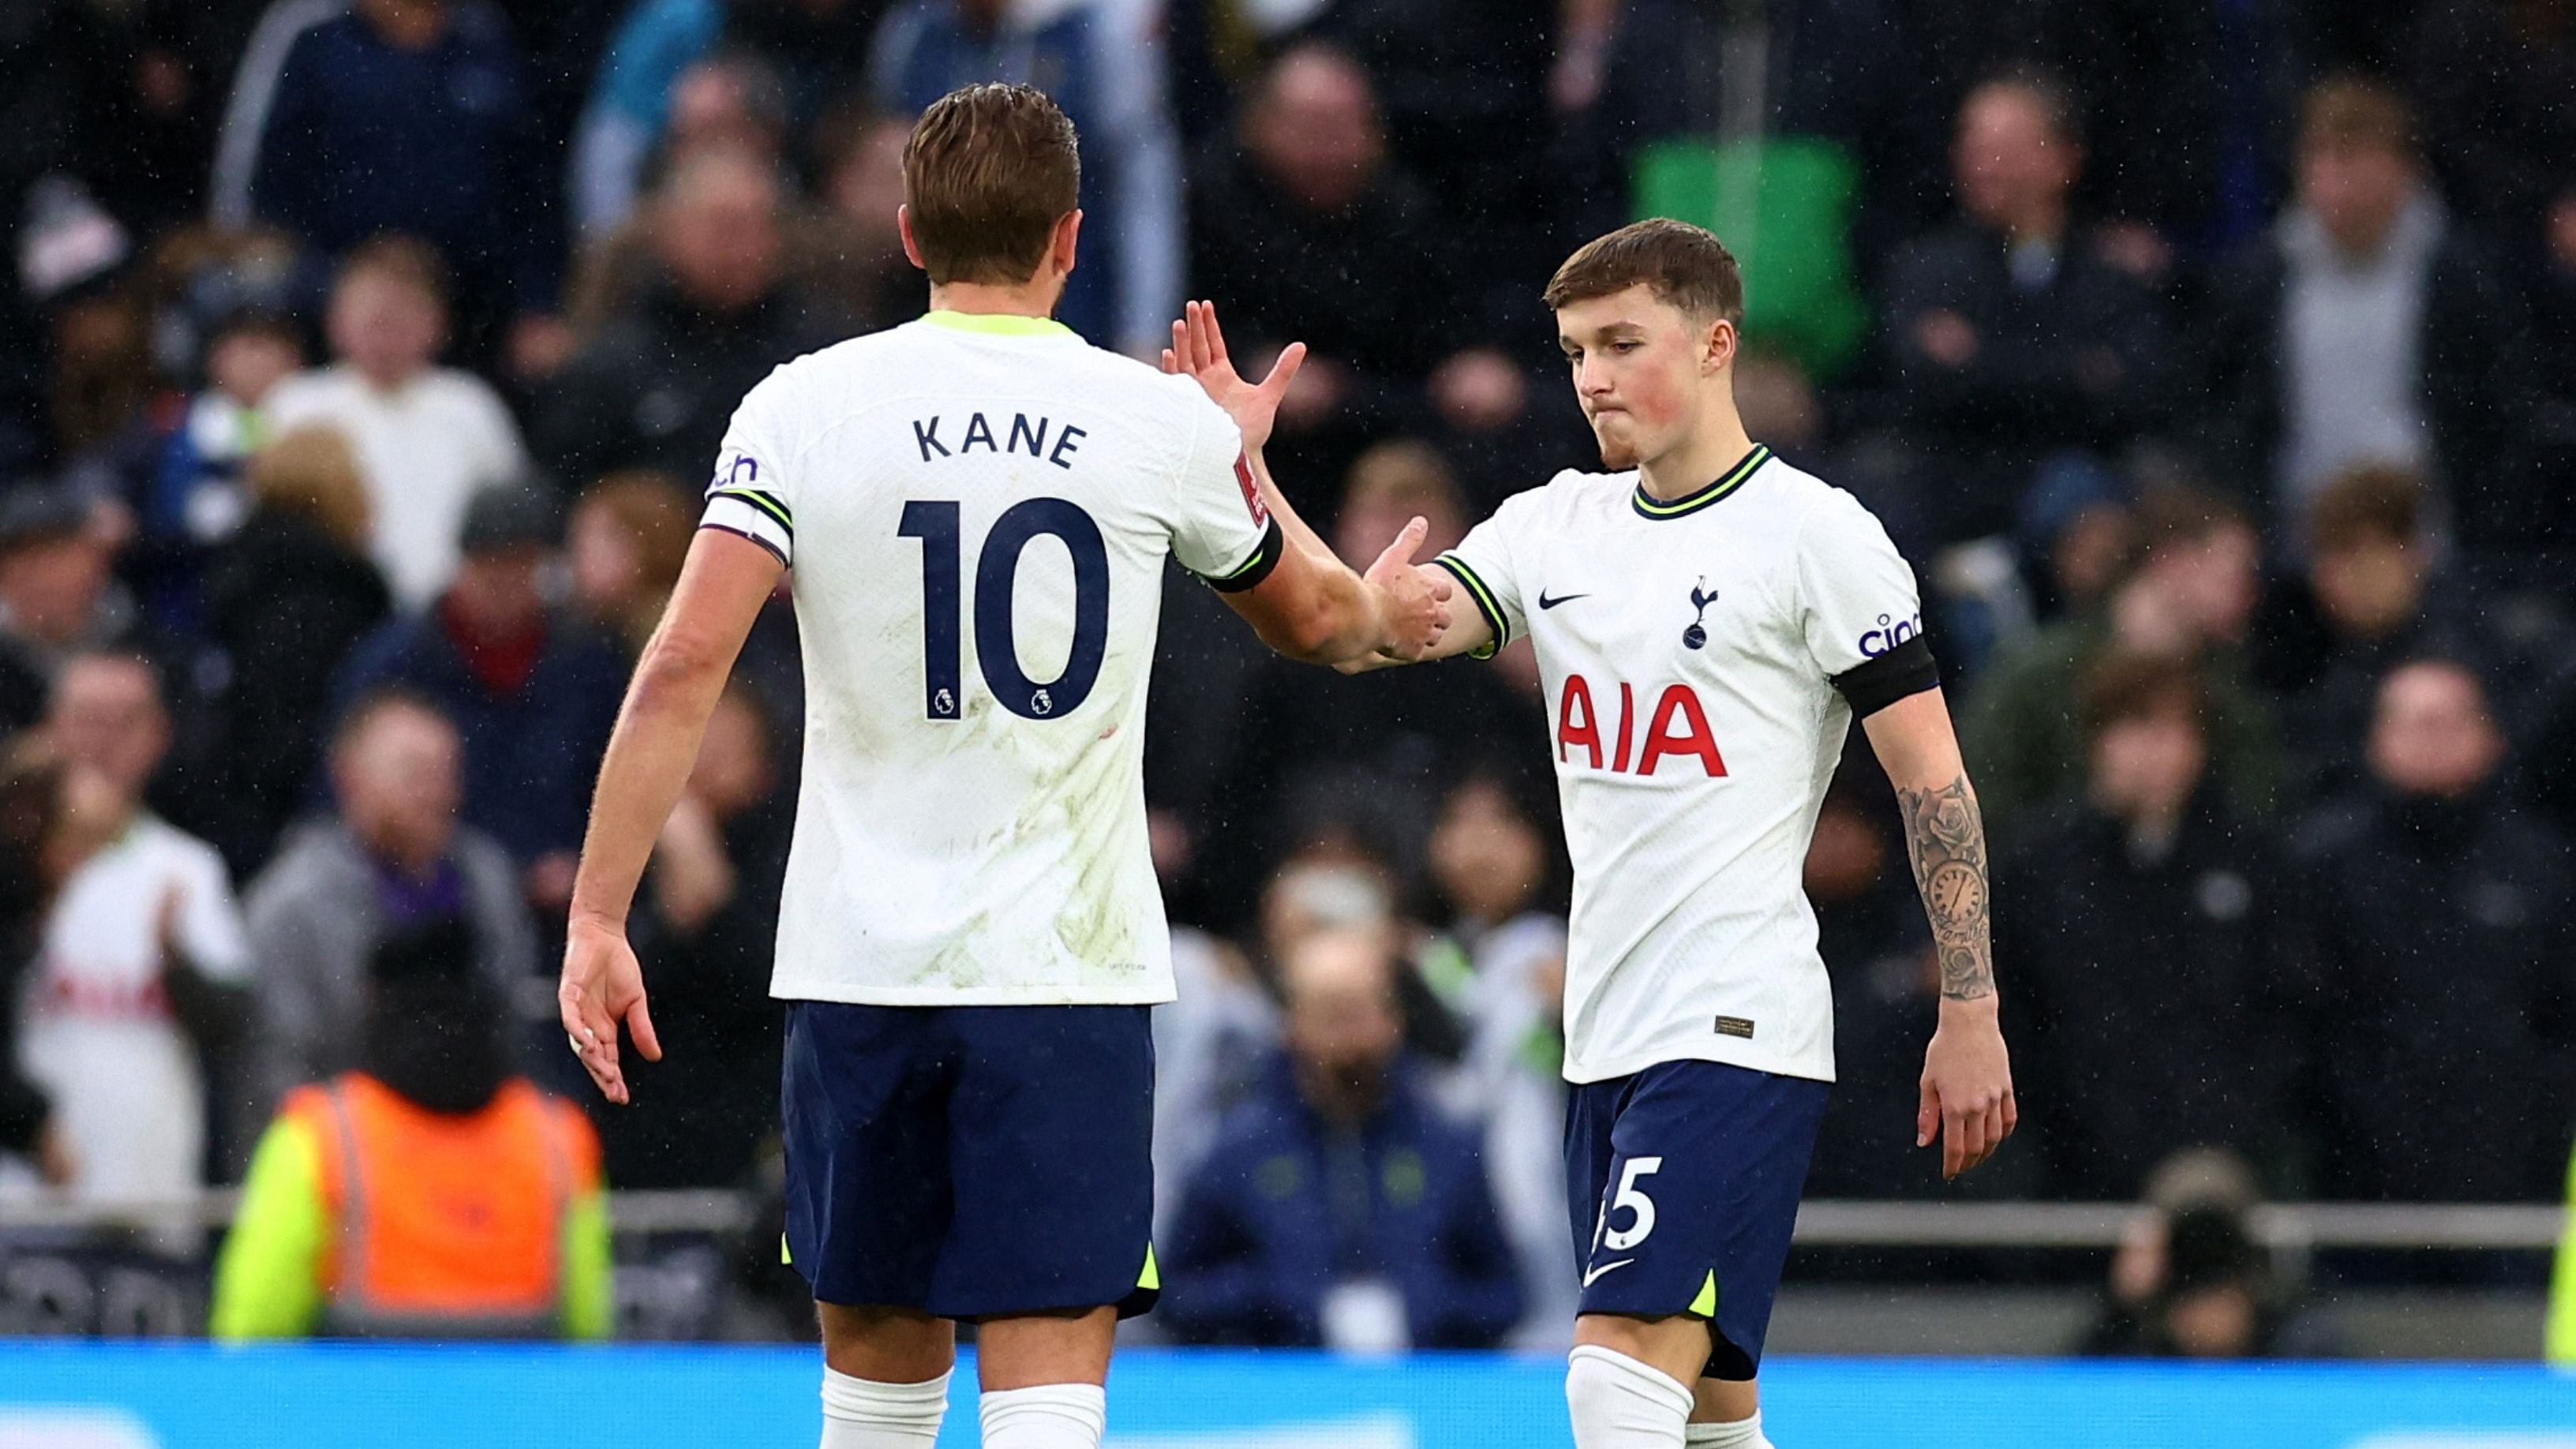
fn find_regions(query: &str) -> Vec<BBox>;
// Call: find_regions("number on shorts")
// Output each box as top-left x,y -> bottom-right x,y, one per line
1603,1156 -> 1663,1252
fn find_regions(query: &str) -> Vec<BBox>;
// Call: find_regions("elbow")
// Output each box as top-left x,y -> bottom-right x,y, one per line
628,631 -> 728,710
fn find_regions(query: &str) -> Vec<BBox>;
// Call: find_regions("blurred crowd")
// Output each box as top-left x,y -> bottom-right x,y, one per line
0,0 -> 2574,1348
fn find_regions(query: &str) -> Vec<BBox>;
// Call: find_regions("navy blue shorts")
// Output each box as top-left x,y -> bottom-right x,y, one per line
1565,1059 -> 1831,1380
781,1002 -> 1159,1320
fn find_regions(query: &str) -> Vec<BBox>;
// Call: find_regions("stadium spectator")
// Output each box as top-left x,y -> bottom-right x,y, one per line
868,0 -> 1181,354
243,691 -> 538,1126
1417,771 -> 1574,1348
566,471 -> 694,658
333,485 -> 626,892
1185,45 -> 1502,444
264,238 -> 530,609
1882,69 -> 2174,549
15,653 -> 250,1221
140,307 -> 304,562
1160,926 -> 1522,1350
0,745 -> 85,1189
2252,465 -> 2507,805
562,53 -> 798,331
1961,485 -> 2280,843
594,687 -> 792,1189
2290,658 -> 2576,1201
192,427 -> 394,875
2080,1151 -> 2329,1357
0,485 -> 140,732
567,0 -> 729,238
575,47 -> 790,239
807,105 -> 927,332
212,917 -> 609,1339
535,148 -> 850,487
2195,74 -> 2541,558
1998,653 -> 2297,1200
223,0 -> 564,372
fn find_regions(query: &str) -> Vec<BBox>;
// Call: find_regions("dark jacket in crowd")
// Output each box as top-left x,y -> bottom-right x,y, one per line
1161,1057 -> 1522,1349
249,3 -> 560,321
0,858 -> 49,1156
534,282 -> 851,487
1998,792 -> 2298,1198
1884,222 -> 2174,544
2287,788 -> 2576,1201
2249,575 -> 2510,806
194,510 -> 393,876
333,608 -> 626,867
1185,138 -> 1483,385
596,795 -> 793,1189
2195,224 -> 2544,555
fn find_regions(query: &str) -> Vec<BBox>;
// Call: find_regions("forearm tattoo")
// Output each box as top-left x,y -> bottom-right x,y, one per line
1896,773 -> 1996,1002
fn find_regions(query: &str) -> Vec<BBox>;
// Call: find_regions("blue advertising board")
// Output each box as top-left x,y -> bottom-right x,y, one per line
3,1344 -> 2574,1448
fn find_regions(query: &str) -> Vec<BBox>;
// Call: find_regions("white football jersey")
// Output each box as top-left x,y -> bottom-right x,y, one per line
1436,446 -> 1930,1084
701,311 -> 1279,1006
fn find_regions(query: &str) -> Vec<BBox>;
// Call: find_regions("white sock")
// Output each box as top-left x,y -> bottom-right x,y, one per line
1566,1345 -> 1694,1448
978,1382 -> 1107,1449
819,1367 -> 949,1447
1687,1413 -> 1773,1447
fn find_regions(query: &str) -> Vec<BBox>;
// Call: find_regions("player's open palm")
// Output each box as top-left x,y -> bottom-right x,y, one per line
560,916 -> 661,1106
1918,1009 -> 2016,1181
1163,298 -> 1305,452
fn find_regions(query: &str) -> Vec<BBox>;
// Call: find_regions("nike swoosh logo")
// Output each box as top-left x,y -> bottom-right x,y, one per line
1537,591 -> 1589,610
1582,1259 -> 1634,1287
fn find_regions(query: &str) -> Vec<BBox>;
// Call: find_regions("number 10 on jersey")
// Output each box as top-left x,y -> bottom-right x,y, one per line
899,499 -> 1110,721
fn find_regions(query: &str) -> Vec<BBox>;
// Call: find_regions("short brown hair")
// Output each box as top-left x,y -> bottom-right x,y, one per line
249,425 -> 373,550
2308,463 -> 2423,552
2299,74 -> 2416,160
2081,651 -> 2208,739
337,233 -> 449,310
902,84 -> 1080,286
1543,218 -> 1744,327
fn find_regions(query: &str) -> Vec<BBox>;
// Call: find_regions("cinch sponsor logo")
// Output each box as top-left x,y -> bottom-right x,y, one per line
1858,612 -> 1921,658
1556,674 -> 1727,778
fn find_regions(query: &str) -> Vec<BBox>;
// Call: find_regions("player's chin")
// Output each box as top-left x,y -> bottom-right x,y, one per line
1592,429 -> 1642,471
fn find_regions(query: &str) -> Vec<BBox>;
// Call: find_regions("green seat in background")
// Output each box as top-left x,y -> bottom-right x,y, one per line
1635,137 -> 1868,382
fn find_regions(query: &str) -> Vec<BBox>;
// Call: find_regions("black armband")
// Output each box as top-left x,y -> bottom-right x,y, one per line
1832,633 -> 1940,717
1196,519 -> 1285,593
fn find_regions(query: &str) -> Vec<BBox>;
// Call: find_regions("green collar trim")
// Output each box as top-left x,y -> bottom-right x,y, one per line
920,309 -> 1076,339
1632,444 -> 1773,521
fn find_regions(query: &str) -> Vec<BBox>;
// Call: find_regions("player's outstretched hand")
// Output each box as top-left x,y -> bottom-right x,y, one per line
560,915 -> 661,1106
1365,515 -> 1454,661
1163,299 -> 1305,453
1917,1002 -> 2015,1181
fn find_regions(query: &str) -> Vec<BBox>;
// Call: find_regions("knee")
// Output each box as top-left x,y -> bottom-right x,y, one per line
818,1302 -> 955,1382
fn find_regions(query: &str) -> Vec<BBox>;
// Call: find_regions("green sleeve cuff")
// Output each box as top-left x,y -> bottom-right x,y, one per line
1432,556 -> 1507,659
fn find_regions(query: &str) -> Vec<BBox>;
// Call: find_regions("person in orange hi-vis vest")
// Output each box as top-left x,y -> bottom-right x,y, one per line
213,916 -> 611,1339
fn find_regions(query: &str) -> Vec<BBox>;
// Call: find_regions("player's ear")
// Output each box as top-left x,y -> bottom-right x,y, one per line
1050,209 -> 1084,279
1701,316 -> 1736,377
897,205 -> 927,271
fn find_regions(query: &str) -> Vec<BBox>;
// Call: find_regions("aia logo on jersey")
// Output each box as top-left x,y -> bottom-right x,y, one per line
1557,673 -> 1727,777
1233,454 -> 1271,526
